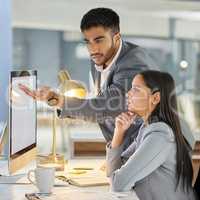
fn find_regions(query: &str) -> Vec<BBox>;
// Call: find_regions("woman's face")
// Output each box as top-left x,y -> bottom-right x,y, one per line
127,74 -> 160,117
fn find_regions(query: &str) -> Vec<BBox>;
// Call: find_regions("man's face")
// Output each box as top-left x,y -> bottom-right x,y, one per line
82,26 -> 120,66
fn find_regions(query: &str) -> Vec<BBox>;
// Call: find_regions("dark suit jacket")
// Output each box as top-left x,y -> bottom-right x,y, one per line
58,40 -> 157,146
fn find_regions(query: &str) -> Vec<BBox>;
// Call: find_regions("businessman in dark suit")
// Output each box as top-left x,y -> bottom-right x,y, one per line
19,8 -> 157,148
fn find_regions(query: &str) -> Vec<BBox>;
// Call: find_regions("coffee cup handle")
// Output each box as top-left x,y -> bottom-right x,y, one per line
27,170 -> 36,185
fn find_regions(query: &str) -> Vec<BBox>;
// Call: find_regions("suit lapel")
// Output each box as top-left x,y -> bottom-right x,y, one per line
95,71 -> 101,95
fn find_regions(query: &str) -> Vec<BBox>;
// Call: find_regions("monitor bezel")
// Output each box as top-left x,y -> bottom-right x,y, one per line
9,70 -> 37,160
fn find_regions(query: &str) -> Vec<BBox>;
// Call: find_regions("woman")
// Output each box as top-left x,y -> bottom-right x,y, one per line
106,70 -> 197,200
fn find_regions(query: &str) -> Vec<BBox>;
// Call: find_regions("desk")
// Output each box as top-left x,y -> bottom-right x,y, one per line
0,159 -> 139,200
0,184 -> 139,200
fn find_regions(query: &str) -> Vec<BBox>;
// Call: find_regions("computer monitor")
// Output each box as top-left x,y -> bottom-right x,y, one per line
8,70 -> 37,174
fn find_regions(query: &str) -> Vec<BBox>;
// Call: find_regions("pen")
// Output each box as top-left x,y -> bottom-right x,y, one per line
73,167 -> 93,170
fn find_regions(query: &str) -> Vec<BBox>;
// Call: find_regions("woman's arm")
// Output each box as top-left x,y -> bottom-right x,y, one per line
105,112 -> 137,178
106,130 -> 174,192
111,112 -> 136,148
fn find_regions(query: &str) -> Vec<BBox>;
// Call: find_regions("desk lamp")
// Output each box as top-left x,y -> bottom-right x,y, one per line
38,70 -> 87,170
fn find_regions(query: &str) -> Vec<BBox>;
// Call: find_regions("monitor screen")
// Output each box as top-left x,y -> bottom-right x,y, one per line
9,70 -> 37,159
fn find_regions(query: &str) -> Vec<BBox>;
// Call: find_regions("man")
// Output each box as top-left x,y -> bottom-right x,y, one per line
20,8 -> 157,149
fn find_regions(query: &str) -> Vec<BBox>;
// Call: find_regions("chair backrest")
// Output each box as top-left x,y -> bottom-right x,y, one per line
178,118 -> 200,186
192,141 -> 200,186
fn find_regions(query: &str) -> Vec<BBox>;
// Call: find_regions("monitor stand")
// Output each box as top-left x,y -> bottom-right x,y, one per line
0,122 -> 8,155
0,122 -> 35,184
0,157 -> 34,184
0,122 -> 9,177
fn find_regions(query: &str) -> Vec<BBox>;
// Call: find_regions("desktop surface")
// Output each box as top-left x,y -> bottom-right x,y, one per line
0,158 -> 139,200
0,183 -> 139,200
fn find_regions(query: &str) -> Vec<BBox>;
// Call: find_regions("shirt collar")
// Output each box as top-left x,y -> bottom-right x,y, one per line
95,39 -> 122,73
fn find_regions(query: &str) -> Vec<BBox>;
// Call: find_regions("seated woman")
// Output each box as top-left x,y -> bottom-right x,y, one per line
106,70 -> 197,200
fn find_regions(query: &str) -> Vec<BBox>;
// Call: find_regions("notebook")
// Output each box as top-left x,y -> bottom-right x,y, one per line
68,176 -> 109,187
56,170 -> 109,187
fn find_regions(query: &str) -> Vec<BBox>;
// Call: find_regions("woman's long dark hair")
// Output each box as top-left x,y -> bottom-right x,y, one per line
139,70 -> 193,192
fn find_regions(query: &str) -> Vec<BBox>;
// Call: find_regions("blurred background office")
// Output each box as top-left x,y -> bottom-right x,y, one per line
1,0 -> 200,158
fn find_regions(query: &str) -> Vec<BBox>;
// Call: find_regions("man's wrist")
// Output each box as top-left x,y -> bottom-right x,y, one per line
56,95 -> 65,109
47,94 -> 64,108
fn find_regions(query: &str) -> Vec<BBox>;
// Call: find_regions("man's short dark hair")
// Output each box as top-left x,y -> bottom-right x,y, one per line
80,8 -> 120,33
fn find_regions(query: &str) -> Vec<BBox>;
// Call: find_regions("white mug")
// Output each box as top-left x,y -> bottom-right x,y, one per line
28,166 -> 55,194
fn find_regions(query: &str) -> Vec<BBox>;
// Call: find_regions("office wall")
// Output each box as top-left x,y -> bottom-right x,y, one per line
13,29 -> 91,89
0,0 -> 12,123
12,0 -> 170,38
13,29 -> 61,87
62,41 -> 90,87
12,0 -> 200,40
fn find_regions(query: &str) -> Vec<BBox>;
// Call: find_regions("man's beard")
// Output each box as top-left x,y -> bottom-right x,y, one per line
102,39 -> 117,67
95,39 -> 116,68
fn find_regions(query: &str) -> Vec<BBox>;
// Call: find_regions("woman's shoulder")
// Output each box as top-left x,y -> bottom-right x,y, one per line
142,122 -> 174,142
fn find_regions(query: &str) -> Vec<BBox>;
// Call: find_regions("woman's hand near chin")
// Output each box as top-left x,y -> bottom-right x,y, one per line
111,112 -> 137,148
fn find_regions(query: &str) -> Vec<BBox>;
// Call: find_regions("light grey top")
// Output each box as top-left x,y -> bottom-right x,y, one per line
106,122 -> 196,200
